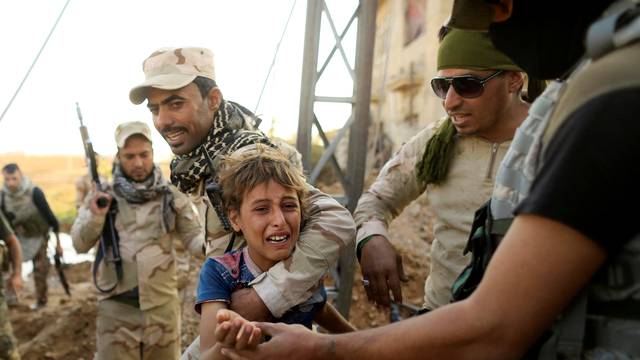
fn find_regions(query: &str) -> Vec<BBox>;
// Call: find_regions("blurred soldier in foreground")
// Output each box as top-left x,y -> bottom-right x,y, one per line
1,163 -> 61,309
71,121 -> 204,359
0,211 -> 22,359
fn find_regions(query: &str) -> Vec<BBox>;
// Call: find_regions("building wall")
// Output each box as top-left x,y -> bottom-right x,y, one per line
368,0 -> 453,164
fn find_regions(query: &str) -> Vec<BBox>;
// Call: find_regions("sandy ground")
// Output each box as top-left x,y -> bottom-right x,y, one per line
8,193 -> 435,359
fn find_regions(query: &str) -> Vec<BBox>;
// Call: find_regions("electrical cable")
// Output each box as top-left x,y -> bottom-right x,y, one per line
0,0 -> 72,124
253,0 -> 298,113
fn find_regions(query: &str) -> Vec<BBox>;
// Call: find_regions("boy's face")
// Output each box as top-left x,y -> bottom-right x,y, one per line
229,180 -> 301,272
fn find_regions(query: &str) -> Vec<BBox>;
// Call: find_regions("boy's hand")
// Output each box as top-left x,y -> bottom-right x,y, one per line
216,309 -> 262,350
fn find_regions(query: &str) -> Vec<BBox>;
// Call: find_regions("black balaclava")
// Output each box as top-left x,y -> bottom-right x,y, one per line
488,1 -> 613,79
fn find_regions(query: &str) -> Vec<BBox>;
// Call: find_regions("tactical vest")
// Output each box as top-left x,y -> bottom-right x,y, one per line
0,184 -> 50,238
94,186 -> 180,311
452,1 -> 640,358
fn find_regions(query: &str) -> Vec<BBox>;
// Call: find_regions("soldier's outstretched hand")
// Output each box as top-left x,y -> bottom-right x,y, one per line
220,322 -> 325,360
360,235 -> 409,307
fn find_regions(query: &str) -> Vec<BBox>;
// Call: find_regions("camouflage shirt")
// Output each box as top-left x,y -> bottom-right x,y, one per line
354,118 -> 511,309
71,182 -> 204,310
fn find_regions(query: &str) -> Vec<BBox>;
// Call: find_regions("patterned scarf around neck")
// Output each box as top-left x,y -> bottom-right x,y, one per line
170,100 -> 274,194
113,164 -> 175,232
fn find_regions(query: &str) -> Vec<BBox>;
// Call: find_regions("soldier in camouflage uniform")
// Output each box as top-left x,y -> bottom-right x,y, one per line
0,211 -> 22,360
128,47 -> 355,359
354,28 -> 533,310
1,163 -> 62,309
71,121 -> 204,360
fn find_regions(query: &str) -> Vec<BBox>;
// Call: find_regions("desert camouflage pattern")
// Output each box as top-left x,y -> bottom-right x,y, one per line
72,183 -> 203,306
191,141 -> 355,318
354,118 -> 511,309
31,239 -> 49,305
129,47 -> 217,104
0,289 -> 19,360
71,182 -> 203,358
0,213 -> 19,360
491,80 -> 564,220
95,298 -> 180,360
0,212 -> 12,272
143,47 -> 215,81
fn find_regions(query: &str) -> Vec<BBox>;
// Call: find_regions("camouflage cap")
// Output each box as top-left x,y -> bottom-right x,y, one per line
129,47 -> 216,105
115,121 -> 153,148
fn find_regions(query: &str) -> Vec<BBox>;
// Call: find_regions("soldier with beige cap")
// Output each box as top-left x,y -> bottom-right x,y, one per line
129,47 -> 355,358
71,121 -> 204,360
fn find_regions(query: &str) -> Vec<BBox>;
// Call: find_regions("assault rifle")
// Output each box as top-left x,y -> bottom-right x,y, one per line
76,103 -> 123,293
54,253 -> 71,296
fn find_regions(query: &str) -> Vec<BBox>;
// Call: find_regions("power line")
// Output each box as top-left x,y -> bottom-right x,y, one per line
254,0 -> 298,114
0,0 -> 72,124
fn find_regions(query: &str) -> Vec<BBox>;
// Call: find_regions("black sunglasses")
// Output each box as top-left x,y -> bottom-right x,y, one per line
430,70 -> 504,99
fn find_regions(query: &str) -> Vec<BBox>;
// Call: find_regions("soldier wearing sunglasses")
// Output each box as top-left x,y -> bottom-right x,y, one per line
353,27 -> 535,311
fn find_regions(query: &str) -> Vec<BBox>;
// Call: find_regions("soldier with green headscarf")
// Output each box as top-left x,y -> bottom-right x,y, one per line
355,26 -> 533,310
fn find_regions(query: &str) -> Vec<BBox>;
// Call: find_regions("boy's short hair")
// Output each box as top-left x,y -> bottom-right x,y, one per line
218,144 -> 308,220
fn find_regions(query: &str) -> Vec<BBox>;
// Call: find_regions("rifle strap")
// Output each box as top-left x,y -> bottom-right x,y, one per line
92,243 -> 117,293
92,206 -> 124,294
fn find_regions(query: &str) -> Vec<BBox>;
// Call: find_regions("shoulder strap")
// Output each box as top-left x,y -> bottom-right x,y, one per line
586,1 -> 640,59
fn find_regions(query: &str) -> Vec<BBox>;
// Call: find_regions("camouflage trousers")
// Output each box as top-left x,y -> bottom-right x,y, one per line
0,288 -> 20,360
95,298 -> 180,360
32,240 -> 49,305
6,238 -> 49,307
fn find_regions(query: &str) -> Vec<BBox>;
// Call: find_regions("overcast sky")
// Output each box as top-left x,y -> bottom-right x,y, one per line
0,0 -> 357,160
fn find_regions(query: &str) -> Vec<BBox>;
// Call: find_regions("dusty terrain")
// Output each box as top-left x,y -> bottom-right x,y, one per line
8,193 -> 434,359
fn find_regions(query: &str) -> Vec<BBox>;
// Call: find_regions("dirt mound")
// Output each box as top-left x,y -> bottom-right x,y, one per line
10,262 -> 97,360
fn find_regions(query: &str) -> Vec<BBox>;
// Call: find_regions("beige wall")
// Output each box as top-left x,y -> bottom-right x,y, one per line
368,0 -> 453,165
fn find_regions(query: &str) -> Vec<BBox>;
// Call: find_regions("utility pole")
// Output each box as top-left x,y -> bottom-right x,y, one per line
296,0 -> 377,318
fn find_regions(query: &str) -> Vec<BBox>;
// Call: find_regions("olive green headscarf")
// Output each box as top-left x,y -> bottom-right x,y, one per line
437,29 -> 522,72
417,29 -> 530,185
